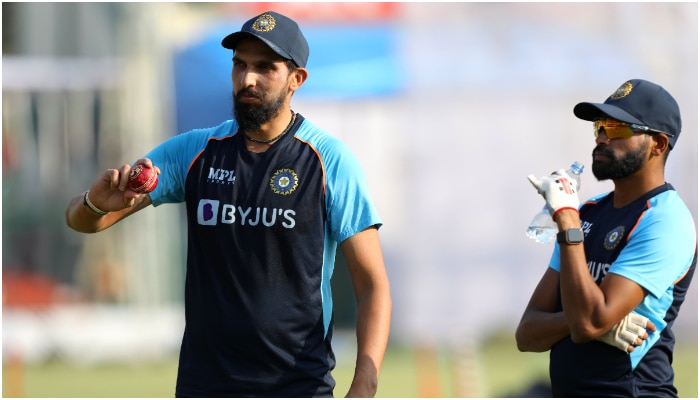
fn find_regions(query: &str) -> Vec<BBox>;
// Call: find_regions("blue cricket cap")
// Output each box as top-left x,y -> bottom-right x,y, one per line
573,79 -> 682,148
221,11 -> 309,68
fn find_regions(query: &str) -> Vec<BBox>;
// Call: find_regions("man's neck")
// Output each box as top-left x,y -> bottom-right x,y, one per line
612,168 -> 665,207
245,109 -> 294,141
243,109 -> 295,152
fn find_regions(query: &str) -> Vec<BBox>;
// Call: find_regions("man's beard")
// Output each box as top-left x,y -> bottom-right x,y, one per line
233,87 -> 288,133
591,139 -> 649,181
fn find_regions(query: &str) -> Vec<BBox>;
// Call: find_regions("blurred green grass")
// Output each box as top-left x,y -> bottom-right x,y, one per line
3,332 -> 697,397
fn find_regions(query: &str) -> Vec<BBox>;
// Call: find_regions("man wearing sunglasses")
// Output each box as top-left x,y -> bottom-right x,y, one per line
516,79 -> 697,397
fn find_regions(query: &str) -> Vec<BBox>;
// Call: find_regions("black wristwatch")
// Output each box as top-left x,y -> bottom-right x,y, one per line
557,228 -> 584,244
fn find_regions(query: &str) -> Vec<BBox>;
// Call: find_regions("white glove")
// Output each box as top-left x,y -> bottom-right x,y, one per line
596,312 -> 650,353
527,169 -> 580,218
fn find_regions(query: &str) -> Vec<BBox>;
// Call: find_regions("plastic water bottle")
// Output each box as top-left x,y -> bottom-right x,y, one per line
526,161 -> 584,244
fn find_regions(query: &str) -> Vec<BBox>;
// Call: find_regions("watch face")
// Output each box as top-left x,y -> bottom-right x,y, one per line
558,228 -> 584,244
567,228 -> 584,243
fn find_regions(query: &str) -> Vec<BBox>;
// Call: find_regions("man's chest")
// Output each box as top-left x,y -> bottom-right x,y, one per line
580,204 -> 646,282
184,137 -> 326,228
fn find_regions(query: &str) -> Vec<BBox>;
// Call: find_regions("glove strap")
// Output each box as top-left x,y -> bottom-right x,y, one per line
552,207 -> 579,221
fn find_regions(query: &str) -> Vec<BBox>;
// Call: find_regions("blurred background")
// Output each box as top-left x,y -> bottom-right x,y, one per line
2,2 -> 697,397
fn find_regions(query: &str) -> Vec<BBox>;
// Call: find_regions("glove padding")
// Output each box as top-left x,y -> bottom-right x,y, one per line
596,312 -> 650,353
527,169 -> 580,219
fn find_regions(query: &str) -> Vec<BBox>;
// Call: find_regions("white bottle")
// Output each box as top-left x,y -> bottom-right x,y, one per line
526,161 -> 584,244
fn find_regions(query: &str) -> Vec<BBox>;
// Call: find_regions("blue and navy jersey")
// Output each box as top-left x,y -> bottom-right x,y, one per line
144,114 -> 381,397
548,183 -> 697,397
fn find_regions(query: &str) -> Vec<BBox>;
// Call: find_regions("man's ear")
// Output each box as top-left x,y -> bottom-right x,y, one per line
289,68 -> 308,92
651,133 -> 670,156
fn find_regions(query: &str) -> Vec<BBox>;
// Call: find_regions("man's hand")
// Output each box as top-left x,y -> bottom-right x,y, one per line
527,169 -> 580,218
89,158 -> 160,213
345,366 -> 378,398
66,158 -> 158,233
596,312 -> 656,353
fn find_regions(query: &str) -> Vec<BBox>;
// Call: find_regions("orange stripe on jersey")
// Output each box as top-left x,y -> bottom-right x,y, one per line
187,134 -> 238,174
293,136 -> 327,196
628,200 -> 652,239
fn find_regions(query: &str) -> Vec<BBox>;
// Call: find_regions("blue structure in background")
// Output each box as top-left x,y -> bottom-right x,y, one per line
172,23 -> 405,134
301,25 -> 404,99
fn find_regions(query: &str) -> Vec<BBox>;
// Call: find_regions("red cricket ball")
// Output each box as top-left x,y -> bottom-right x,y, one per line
128,164 -> 158,194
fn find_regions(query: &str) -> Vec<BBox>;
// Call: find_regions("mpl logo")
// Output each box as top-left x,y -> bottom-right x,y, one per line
197,199 -> 220,225
207,168 -> 235,185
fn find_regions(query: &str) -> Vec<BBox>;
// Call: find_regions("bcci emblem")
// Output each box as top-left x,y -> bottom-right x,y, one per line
252,14 -> 276,32
270,168 -> 298,195
604,226 -> 625,250
610,81 -> 633,99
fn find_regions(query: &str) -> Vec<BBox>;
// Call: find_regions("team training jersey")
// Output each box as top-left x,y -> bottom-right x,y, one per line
144,114 -> 381,397
548,183 -> 697,397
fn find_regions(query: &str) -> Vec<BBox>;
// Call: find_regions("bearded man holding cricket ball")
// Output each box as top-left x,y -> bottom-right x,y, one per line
66,10 -> 391,398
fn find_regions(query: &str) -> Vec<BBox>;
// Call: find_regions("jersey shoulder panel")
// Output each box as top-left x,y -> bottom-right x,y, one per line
294,119 -> 382,242
145,120 -> 239,206
294,119 -> 350,160
612,189 -> 697,297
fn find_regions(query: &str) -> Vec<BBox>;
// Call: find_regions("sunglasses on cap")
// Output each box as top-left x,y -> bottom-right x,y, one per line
594,119 -> 672,139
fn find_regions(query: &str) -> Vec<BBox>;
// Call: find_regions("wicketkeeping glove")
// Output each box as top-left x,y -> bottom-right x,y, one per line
527,169 -> 580,219
596,312 -> 650,353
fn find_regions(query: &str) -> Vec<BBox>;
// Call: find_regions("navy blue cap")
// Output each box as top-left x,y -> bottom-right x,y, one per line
573,79 -> 682,148
221,11 -> 309,68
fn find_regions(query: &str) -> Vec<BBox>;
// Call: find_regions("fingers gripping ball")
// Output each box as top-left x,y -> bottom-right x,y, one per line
128,164 -> 158,194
